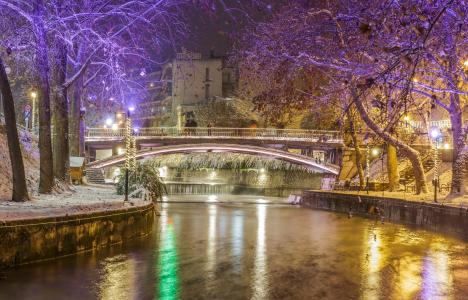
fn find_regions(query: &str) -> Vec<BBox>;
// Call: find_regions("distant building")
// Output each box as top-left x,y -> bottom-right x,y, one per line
170,51 -> 238,112
132,50 -> 238,127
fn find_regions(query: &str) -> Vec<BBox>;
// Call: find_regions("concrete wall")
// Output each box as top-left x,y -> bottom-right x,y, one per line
0,203 -> 154,269
302,191 -> 468,240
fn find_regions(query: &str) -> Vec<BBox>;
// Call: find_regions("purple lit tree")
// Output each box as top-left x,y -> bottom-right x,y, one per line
236,0 -> 468,194
0,0 -> 265,195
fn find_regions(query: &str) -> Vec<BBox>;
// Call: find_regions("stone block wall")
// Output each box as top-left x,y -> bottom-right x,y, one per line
0,203 -> 154,269
302,191 -> 468,240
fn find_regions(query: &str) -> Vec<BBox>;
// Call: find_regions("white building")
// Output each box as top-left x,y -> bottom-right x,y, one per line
169,51 -> 237,112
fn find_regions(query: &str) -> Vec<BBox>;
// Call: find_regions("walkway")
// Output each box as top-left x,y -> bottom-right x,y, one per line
85,127 -> 344,148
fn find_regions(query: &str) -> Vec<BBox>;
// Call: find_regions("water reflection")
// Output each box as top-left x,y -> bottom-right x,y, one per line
158,208 -> 180,300
206,204 -> 218,285
99,256 -> 137,300
1,201 -> 467,300
361,226 -> 384,300
231,211 -> 244,272
394,254 -> 422,299
252,204 -> 268,299
422,241 -> 454,300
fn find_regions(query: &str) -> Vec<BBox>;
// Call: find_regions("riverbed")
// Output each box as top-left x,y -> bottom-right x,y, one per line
0,195 -> 467,299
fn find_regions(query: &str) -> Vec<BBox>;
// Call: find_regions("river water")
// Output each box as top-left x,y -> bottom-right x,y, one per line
1,195 -> 468,300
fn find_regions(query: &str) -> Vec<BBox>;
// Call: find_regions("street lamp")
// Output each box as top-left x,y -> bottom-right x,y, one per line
105,117 -> 113,127
372,147 -> 385,196
365,138 -> 370,194
430,127 -> 441,203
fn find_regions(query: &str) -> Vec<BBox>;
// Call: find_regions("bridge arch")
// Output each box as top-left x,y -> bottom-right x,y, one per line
87,144 -> 339,175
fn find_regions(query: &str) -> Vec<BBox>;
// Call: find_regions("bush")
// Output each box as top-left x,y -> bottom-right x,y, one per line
115,161 -> 166,202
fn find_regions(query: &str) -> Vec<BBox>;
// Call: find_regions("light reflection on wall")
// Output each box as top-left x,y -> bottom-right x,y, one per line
422,242 -> 454,300
361,227 -> 384,300
99,256 -> 137,300
252,204 -> 268,299
158,209 -> 180,300
206,205 -> 218,285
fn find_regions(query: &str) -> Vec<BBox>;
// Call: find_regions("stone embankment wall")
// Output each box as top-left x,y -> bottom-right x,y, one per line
0,203 -> 154,269
302,191 -> 468,240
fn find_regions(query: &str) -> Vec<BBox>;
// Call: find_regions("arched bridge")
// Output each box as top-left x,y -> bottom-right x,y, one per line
87,143 -> 340,175
85,127 -> 343,148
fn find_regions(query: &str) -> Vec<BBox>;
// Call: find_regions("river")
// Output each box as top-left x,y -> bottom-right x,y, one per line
0,195 -> 467,299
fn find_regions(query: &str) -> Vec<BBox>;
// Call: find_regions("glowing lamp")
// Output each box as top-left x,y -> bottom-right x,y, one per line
128,106 -> 135,113
31,91 -> 37,98
403,115 -> 410,122
105,118 -> 113,126
430,128 -> 441,139
444,143 -> 450,150
371,148 -> 380,157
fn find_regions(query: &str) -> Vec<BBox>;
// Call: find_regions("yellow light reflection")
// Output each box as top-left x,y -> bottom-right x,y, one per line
361,227 -> 384,300
395,255 -> 422,299
99,256 -> 136,300
252,204 -> 268,299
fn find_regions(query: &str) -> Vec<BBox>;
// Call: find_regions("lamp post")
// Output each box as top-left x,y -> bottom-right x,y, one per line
124,106 -> 136,202
430,127 -> 441,203
371,147 -> 385,196
30,91 -> 37,131
366,140 -> 370,194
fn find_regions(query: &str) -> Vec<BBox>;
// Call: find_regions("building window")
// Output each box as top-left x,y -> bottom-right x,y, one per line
205,67 -> 210,81
205,84 -> 210,100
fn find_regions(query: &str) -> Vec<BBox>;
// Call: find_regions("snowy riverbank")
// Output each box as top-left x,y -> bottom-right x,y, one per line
0,185 -> 147,221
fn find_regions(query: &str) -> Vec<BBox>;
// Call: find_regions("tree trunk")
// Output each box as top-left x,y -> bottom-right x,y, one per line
52,40 -> 69,181
449,105 -> 465,195
387,143 -> 399,191
352,88 -> 428,194
69,76 -> 83,156
32,0 -> 54,193
0,57 -> 29,202
347,110 -> 364,188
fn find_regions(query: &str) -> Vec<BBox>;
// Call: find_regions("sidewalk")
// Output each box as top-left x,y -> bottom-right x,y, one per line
314,189 -> 468,207
0,185 -> 147,221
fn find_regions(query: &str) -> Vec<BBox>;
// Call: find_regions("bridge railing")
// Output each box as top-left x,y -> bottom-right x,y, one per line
85,127 -> 343,142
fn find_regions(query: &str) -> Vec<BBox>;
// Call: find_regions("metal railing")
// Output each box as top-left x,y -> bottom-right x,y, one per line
85,127 -> 343,143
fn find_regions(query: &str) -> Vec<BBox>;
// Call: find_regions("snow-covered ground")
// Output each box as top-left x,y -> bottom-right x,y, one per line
317,189 -> 468,207
0,185 -> 147,221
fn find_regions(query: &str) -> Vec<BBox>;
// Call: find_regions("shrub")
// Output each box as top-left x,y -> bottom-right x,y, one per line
115,161 -> 166,202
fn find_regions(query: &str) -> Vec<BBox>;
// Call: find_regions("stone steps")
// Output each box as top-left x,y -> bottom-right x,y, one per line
84,169 -> 106,184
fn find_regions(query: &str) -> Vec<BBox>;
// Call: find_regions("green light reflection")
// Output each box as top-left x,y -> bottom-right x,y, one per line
158,219 -> 180,300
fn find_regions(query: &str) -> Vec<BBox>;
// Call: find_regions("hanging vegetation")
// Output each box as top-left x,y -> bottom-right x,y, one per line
145,153 -> 316,173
